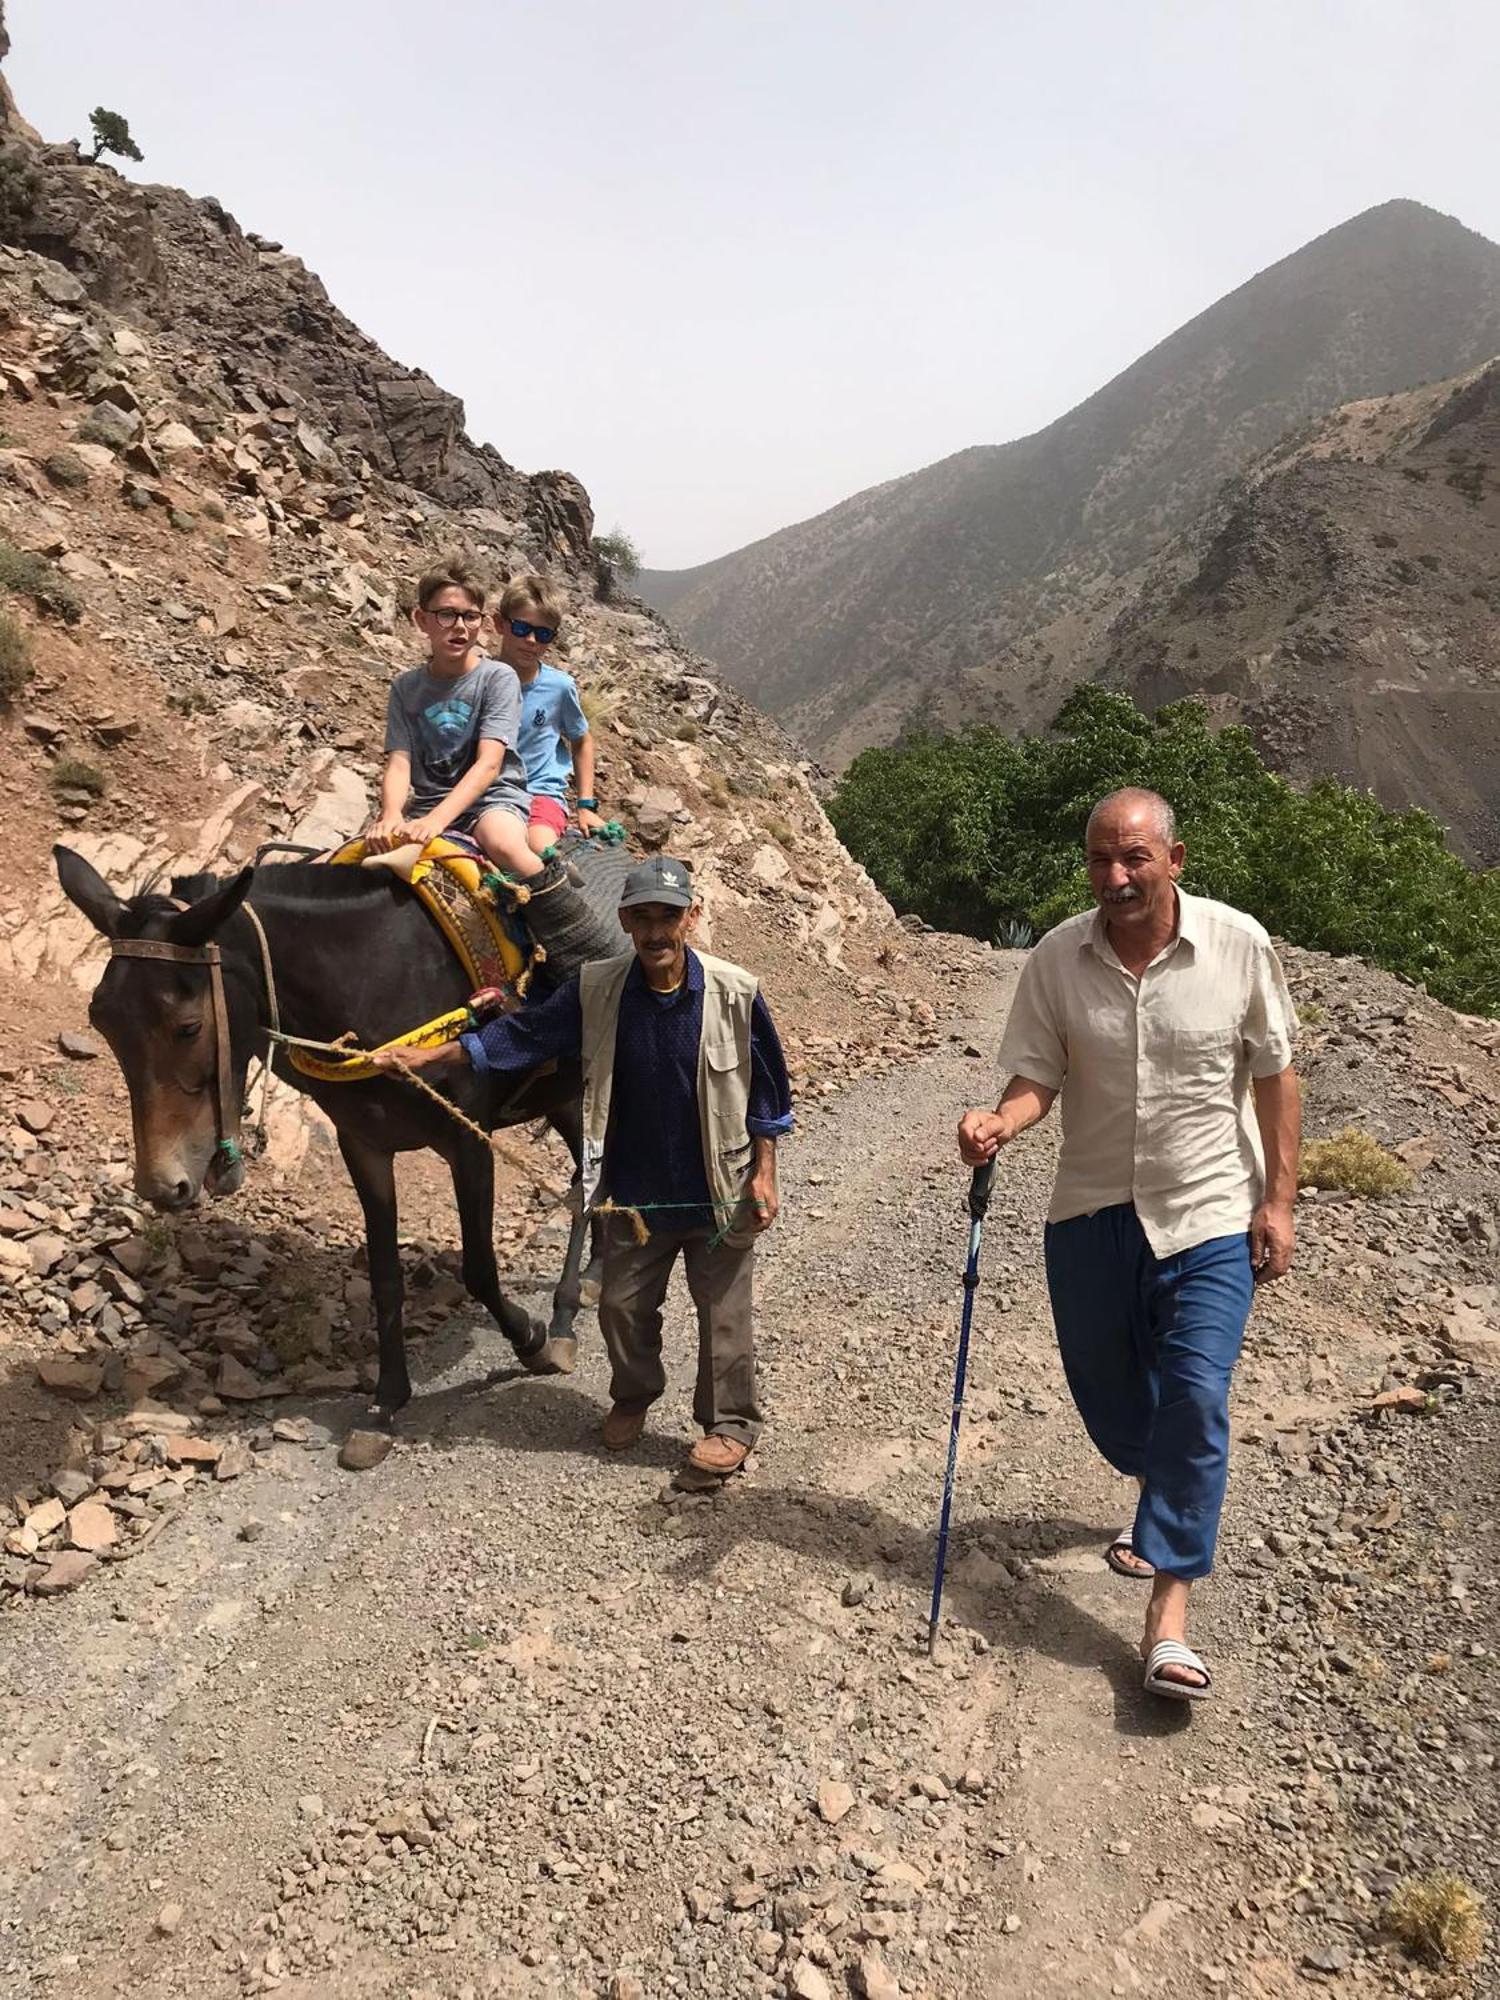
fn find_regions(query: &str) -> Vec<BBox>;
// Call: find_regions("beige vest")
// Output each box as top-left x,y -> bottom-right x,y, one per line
579,950 -> 761,1241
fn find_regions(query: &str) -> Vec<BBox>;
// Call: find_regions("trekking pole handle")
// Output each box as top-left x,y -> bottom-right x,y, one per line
968,1157 -> 997,1222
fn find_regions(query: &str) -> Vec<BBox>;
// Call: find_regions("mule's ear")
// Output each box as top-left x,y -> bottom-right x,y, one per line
169,867 -> 254,948
55,844 -> 126,939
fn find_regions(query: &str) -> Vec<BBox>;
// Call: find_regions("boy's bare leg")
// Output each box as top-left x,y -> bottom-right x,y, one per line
525,820 -> 554,858
473,807 -> 545,879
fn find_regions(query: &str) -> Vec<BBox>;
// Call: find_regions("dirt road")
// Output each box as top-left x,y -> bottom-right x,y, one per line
3,957 -> 1495,1999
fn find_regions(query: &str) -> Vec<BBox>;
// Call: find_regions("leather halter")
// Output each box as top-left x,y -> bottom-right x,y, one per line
107,935 -> 244,1171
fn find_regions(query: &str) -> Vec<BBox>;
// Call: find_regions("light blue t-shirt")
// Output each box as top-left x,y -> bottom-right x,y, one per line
516,662 -> 590,799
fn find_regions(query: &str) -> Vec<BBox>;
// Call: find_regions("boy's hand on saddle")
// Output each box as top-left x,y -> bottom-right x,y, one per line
369,1041 -> 466,1075
577,807 -> 607,838
366,815 -> 407,854
400,813 -> 448,850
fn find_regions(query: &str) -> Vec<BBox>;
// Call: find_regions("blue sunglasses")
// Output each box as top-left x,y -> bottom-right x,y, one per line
508,618 -> 557,644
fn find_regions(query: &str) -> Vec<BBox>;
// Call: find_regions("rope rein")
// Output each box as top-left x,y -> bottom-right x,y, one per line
261,1022 -> 751,1247
240,899 -> 280,1156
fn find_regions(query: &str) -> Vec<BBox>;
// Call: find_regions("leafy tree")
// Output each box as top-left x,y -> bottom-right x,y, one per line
829,689 -> 1500,1017
86,108 -> 143,166
592,529 -> 641,601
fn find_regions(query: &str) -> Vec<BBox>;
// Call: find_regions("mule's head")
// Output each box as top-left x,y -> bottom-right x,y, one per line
55,846 -> 258,1210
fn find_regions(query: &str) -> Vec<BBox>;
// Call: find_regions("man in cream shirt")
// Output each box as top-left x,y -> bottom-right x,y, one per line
959,788 -> 1300,1701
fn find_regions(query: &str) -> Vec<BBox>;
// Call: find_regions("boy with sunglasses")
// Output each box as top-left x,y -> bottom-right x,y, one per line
368,562 -> 544,882
492,576 -> 606,855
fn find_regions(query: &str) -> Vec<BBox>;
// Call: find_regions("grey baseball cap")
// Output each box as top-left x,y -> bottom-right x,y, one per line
619,855 -> 696,911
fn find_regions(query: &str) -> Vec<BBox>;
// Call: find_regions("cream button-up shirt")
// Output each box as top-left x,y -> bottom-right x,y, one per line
997,889 -> 1298,1257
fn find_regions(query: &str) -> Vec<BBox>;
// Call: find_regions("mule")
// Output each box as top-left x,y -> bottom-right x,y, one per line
55,846 -> 600,1427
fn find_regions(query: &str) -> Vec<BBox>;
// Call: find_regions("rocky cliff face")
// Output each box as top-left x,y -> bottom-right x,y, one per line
1096,360 -> 1500,861
641,201 -> 1500,770
0,137 -> 593,555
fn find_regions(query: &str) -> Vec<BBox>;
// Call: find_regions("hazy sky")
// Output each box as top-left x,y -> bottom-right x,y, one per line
9,2 -> 1500,567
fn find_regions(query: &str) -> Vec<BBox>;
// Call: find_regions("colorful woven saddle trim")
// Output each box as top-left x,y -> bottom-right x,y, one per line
330,833 -> 531,991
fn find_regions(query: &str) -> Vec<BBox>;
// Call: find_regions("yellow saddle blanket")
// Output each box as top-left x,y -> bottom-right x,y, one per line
288,835 -> 533,1083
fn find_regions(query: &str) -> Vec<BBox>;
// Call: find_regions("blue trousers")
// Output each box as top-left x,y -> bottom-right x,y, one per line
1043,1203 -> 1253,1580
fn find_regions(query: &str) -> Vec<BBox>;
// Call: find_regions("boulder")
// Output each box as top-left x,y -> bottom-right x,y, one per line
35,1355 -> 103,1401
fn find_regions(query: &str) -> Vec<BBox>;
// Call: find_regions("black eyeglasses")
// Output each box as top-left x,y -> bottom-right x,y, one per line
508,618 -> 557,644
428,606 -> 484,627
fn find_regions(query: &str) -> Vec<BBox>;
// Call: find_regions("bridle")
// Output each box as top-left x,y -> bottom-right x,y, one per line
107,903 -> 281,1174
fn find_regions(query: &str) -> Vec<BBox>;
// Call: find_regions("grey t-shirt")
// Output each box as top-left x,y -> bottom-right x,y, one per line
384,658 -> 530,817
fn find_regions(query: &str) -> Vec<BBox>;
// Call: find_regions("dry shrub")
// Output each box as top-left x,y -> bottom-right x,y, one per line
1298,1128 -> 1412,1198
0,540 -> 83,622
51,755 -> 107,797
0,604 -> 31,703
1384,1873 -> 1486,1968
578,683 -> 619,730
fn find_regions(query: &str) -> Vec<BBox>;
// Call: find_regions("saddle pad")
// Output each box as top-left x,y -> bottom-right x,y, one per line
327,835 -> 532,997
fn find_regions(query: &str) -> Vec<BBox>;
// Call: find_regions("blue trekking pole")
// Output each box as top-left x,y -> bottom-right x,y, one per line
927,1158 -> 997,1657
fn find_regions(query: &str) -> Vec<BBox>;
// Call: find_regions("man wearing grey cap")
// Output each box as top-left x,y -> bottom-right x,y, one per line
374,855 -> 793,1487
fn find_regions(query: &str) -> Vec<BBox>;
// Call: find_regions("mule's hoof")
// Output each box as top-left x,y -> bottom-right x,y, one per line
520,1336 -> 574,1376
341,1428 -> 394,1471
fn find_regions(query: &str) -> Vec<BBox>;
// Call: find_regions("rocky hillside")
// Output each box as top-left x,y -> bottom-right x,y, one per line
0,35 -> 996,1353
640,200 -> 1500,767
0,64 -> 940,1056
1095,360 -> 1500,861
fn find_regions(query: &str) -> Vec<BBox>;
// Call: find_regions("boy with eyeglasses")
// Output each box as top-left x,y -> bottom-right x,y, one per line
491,575 -> 606,855
368,561 -> 544,881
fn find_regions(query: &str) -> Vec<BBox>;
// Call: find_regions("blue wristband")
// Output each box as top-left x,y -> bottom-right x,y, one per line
576,797 -> 598,811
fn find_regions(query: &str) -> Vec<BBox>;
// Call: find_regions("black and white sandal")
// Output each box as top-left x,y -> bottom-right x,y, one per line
1143,1639 -> 1212,1702
1105,1529 -> 1155,1580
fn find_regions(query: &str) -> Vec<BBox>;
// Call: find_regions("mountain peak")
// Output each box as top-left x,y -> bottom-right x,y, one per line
642,201 -> 1500,768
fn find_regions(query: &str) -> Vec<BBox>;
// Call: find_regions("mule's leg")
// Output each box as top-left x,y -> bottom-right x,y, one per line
448,1139 -> 551,1367
338,1132 -> 410,1427
548,1096 -> 600,1344
542,1197 -> 591,1367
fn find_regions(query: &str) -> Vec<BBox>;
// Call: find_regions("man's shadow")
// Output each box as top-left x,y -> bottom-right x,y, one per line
390,1362 -> 1192,1737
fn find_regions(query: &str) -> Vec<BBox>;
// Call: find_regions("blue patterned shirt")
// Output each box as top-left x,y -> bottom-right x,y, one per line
460,949 -> 793,1230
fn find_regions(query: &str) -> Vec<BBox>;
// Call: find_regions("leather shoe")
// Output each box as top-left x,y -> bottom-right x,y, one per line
601,1404 -> 647,1452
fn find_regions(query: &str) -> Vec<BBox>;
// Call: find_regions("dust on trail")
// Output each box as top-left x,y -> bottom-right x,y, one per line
0,955 -> 1481,2000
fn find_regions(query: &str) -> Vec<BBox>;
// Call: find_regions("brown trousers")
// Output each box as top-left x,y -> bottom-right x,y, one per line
597,1218 -> 762,1445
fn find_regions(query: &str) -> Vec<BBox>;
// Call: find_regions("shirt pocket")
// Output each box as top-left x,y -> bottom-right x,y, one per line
1162,1024 -> 1237,1101
704,1039 -> 748,1130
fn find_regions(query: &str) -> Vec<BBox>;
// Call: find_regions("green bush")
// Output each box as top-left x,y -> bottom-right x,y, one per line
0,541 -> 83,623
0,605 -> 31,703
0,146 -> 40,234
828,687 -> 1500,1017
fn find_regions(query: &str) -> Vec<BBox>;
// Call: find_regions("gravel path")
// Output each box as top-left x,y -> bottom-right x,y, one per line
3,955 -> 1497,2000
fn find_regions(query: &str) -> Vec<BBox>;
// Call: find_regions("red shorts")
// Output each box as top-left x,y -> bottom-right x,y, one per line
527,795 -> 569,838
